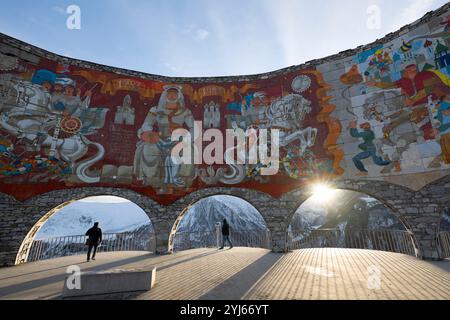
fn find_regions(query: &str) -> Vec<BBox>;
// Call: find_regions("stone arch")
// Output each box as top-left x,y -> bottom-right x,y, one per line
281,179 -> 417,226
280,179 -> 421,256
333,180 -> 418,232
166,187 -> 275,253
420,174 -> 450,217
2,175 -> 449,265
13,187 -> 163,265
419,174 -> 450,258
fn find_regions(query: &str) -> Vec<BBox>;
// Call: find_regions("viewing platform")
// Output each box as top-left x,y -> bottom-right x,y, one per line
0,247 -> 448,300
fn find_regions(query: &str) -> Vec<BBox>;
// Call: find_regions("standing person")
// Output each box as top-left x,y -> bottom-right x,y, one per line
219,219 -> 233,249
85,222 -> 102,262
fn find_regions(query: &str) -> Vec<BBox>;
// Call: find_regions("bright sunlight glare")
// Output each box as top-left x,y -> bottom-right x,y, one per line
310,184 -> 337,202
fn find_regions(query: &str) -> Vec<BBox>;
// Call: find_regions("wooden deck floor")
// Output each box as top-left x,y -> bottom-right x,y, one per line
0,248 -> 448,300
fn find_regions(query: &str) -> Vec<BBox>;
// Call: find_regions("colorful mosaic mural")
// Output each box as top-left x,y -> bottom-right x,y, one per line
333,13 -> 450,180
0,9 -> 449,203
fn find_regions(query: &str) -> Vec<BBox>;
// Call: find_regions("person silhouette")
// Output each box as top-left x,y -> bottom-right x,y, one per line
219,219 -> 233,249
85,222 -> 102,262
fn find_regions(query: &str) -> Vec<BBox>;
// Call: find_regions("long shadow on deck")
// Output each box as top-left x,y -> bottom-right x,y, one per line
0,262 -> 96,281
0,249 -> 223,299
198,252 -> 283,300
0,253 -> 153,298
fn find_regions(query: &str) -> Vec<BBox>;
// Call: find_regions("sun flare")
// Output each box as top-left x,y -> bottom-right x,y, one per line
310,183 -> 337,202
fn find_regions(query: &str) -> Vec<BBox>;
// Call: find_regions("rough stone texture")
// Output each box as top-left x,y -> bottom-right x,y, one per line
1,4 -> 450,266
61,267 -> 156,298
1,175 -> 449,266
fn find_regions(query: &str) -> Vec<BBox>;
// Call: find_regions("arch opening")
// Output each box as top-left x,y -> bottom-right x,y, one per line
287,188 -> 418,256
437,202 -> 450,258
15,195 -> 156,264
168,195 -> 271,252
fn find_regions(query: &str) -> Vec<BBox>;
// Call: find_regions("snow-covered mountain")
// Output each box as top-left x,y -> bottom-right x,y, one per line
441,209 -> 450,232
177,195 -> 268,232
36,196 -> 152,239
29,223 -> 155,262
36,193 -> 448,245
174,195 -> 270,250
36,195 -> 269,242
288,190 -> 406,240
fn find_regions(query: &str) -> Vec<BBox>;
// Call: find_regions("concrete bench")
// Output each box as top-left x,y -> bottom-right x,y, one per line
61,267 -> 156,298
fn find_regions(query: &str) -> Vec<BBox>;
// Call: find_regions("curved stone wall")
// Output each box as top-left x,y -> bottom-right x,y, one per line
1,4 -> 450,265
0,4 -> 449,204
4,176 -> 449,265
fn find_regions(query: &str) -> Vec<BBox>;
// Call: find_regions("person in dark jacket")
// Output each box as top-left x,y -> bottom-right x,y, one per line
219,219 -> 233,249
85,222 -> 102,261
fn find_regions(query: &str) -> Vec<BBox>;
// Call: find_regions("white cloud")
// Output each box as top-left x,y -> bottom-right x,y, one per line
164,62 -> 178,73
51,6 -> 66,15
202,3 -> 285,75
33,0 -> 443,77
261,0 -> 305,66
182,25 -> 210,41
195,28 -> 210,41
181,24 -> 194,35
390,0 -> 436,31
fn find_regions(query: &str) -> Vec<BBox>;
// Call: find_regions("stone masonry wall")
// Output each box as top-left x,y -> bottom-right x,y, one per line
0,4 -> 450,266
1,175 -> 449,266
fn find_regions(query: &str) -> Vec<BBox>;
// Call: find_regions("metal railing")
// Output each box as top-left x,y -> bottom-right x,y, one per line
288,228 -> 417,256
173,229 -> 271,251
437,231 -> 450,259
27,231 -> 156,262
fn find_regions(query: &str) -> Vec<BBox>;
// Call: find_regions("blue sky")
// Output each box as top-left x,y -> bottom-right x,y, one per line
0,0 -> 448,77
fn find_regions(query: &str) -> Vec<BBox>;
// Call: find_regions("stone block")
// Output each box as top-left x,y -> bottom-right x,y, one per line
61,267 -> 156,298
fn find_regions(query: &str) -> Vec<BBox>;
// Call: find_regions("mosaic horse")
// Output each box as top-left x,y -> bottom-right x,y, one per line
0,77 -> 108,183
